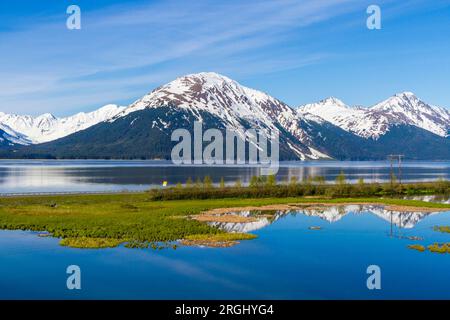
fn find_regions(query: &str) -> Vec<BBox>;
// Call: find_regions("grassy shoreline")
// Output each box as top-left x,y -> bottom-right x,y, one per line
0,191 -> 449,248
149,179 -> 450,200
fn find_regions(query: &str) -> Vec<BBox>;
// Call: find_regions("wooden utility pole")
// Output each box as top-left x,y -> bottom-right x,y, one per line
389,156 -> 394,187
387,154 -> 404,186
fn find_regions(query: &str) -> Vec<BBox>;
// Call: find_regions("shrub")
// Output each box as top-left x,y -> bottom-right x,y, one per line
203,176 -> 213,189
147,176 -> 449,201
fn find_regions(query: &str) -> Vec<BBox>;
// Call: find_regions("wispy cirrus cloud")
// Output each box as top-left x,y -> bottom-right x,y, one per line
1,0 -> 448,115
0,0 -> 365,115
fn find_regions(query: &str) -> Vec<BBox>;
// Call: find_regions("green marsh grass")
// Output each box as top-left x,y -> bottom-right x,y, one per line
0,183 -> 449,248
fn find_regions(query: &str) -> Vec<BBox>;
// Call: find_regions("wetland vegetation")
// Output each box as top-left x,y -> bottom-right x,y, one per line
0,175 -> 449,249
149,175 -> 450,200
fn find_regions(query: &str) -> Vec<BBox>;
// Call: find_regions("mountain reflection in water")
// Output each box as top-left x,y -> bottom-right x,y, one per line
207,205 -> 443,233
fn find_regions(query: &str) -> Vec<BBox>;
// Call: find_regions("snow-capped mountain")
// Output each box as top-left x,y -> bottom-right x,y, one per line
297,97 -> 382,138
117,72 -> 286,128
297,92 -> 450,139
0,104 -> 126,144
113,72 -> 328,160
370,92 -> 449,137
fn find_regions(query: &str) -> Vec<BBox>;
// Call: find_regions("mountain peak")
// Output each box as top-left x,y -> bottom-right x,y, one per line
185,71 -> 231,80
125,71 -> 291,124
369,91 -> 449,137
394,91 -> 416,99
36,113 -> 57,120
117,72 -> 318,158
297,97 -> 349,113
319,97 -> 348,107
372,92 -> 423,111
174,72 -> 235,88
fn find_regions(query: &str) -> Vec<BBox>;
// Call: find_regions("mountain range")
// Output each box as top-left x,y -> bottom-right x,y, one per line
1,72 -> 449,160
0,104 -> 125,144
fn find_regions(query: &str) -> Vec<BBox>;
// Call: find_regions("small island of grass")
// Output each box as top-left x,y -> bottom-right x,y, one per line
427,243 -> 450,254
407,244 -> 426,252
433,226 -> 450,234
408,243 -> 450,254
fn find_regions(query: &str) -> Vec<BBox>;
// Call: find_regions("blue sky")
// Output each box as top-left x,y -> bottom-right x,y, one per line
0,0 -> 449,116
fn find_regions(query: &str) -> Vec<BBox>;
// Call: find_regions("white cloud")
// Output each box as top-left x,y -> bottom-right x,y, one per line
0,0 -> 370,115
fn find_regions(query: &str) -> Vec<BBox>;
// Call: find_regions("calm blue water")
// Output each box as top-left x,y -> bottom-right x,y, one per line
0,206 -> 449,299
0,160 -> 449,194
